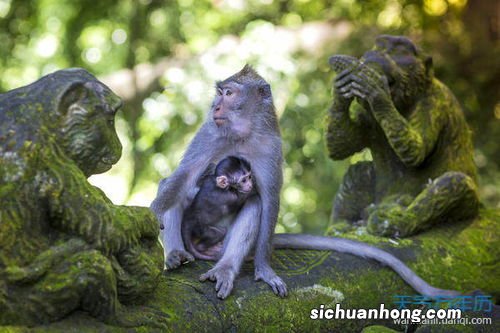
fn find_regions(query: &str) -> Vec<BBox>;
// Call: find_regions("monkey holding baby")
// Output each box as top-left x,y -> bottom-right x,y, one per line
152,65 -> 287,299
152,35 -> 477,300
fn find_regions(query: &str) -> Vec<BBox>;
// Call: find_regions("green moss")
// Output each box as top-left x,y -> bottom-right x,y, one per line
414,210 -> 500,298
0,327 -> 31,333
1,69 -> 163,328
2,209 -> 497,332
327,222 -> 413,248
362,325 -> 401,333
327,41 -> 480,239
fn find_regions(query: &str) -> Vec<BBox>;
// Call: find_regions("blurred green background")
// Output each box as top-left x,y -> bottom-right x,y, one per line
1,0 -> 498,234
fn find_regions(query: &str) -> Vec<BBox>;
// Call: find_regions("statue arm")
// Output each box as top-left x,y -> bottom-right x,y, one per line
340,65 -> 445,168
326,98 -> 367,160
42,150 -> 157,254
369,93 -> 444,168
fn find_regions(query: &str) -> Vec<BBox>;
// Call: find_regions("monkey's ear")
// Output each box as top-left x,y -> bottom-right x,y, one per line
258,83 -> 272,100
58,82 -> 88,115
216,176 -> 229,189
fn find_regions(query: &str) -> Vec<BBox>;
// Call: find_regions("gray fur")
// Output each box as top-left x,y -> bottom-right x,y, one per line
273,234 -> 460,298
151,65 -> 287,298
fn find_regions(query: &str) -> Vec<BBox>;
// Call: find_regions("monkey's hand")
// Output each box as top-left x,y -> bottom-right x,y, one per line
165,250 -> 194,270
335,62 -> 392,109
330,55 -> 359,107
332,72 -> 354,108
332,84 -> 353,107
255,264 -> 287,297
199,263 -> 236,299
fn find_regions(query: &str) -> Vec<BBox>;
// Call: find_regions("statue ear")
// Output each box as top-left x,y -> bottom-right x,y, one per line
58,82 -> 88,115
216,176 -> 229,189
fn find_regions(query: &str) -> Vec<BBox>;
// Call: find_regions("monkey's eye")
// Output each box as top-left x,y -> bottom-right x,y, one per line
225,89 -> 232,96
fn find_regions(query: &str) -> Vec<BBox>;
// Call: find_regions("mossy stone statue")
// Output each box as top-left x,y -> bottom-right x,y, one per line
0,69 -> 164,327
326,35 -> 479,237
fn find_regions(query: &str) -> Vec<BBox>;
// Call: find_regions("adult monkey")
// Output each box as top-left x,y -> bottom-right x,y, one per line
152,63 -> 462,300
326,35 -> 479,237
151,65 -> 287,299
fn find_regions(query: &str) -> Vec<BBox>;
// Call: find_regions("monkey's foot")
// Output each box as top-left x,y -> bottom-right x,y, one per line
199,264 -> 236,299
165,250 -> 194,270
367,205 -> 416,238
255,265 -> 288,297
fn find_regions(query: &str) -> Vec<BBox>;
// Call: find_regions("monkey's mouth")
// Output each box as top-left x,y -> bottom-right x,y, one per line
236,186 -> 253,194
214,117 -> 227,126
91,156 -> 118,174
93,160 -> 113,174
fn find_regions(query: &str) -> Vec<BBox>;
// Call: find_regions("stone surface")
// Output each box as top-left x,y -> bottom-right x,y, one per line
3,209 -> 496,332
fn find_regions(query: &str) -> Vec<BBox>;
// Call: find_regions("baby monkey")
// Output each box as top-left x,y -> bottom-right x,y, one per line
181,156 -> 254,260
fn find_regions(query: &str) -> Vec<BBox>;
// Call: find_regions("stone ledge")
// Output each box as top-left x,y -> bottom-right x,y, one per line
3,209 -> 498,333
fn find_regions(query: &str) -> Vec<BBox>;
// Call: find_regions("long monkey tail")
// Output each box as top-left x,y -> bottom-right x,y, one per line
273,233 -> 461,298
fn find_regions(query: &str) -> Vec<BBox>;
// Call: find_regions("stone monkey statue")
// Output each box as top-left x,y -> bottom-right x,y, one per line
327,35 -> 479,237
0,69 -> 164,327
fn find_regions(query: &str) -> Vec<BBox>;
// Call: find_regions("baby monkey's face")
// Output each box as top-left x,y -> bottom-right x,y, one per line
216,171 -> 253,194
234,172 -> 253,193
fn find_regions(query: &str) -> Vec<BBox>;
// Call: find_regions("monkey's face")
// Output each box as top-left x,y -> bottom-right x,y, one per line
211,81 -> 252,137
361,35 -> 432,111
59,81 -> 123,177
234,172 -> 253,194
216,172 -> 253,193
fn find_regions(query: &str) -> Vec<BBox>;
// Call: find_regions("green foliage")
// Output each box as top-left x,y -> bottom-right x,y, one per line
0,0 -> 498,233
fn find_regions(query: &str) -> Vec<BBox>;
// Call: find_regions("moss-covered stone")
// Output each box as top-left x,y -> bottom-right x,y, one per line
362,325 -> 400,333
0,69 -> 163,328
3,209 -> 496,332
326,36 -> 479,238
